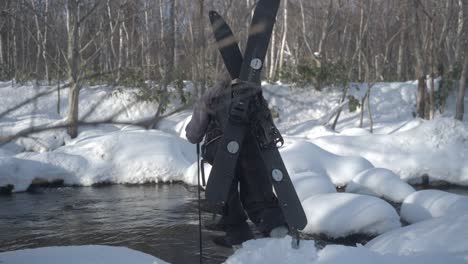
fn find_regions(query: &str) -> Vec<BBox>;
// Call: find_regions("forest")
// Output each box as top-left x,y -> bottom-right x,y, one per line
0,0 -> 467,137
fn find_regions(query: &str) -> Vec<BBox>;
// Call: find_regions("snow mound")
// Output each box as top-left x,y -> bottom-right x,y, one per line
225,237 -> 464,264
156,111 -> 192,138
291,171 -> 336,202
340,127 -> 372,136
316,244 -> 465,264
184,161 -> 212,186
400,190 -> 468,223
1,129 -> 196,192
346,168 -> 415,202
314,118 -> 468,186
301,193 -> 400,237
0,245 -> 169,264
367,213 -> 468,261
224,236 -> 317,264
0,156 -> 70,191
280,140 -> 374,186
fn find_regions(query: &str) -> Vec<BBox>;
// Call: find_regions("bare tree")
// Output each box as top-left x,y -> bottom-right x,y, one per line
66,0 -> 103,138
455,54 -> 468,121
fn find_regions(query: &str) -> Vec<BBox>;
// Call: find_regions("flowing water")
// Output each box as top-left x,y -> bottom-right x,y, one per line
1,183 -> 467,264
0,184 -> 233,264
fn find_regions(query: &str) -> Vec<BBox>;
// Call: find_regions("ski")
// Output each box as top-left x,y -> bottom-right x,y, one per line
209,11 -> 243,79
205,0 -> 280,206
206,0 -> 308,232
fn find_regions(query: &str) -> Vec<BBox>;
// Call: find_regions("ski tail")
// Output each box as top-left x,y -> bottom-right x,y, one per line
209,11 -> 243,80
239,0 -> 280,84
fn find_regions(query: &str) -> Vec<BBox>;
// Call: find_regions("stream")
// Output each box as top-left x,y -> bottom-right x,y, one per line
1,184 -> 467,264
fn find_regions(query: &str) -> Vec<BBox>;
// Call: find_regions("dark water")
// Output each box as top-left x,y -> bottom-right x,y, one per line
0,184 -> 232,264
1,184 -> 467,264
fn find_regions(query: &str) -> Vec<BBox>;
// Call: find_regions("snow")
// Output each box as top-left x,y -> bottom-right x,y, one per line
280,140 -> 374,186
290,171 -> 336,202
301,193 -> 401,237
367,213 -> 468,261
225,236 -> 465,264
0,245 -> 169,264
155,111 -> 192,139
2,129 -> 196,192
313,118 -> 468,186
346,168 -> 415,202
224,236 -> 317,264
1,79 -> 468,263
400,190 -> 468,223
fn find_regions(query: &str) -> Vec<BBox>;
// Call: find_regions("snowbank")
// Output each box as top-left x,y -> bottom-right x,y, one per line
400,190 -> 468,223
367,213 -> 468,261
0,84 -> 157,122
224,236 -> 317,264
156,111 -> 192,139
264,82 -> 418,135
1,129 -> 196,192
346,168 -> 415,202
225,236 -> 464,264
0,245 -> 169,264
301,193 -> 400,237
313,118 -> 468,186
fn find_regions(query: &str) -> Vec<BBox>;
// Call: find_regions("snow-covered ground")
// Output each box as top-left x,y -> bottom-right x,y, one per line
0,245 -> 169,264
1,80 -> 467,263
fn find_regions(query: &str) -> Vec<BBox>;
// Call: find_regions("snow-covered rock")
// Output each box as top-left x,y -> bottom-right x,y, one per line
400,190 -> 468,223
346,168 -> 415,202
291,171 -> 336,202
367,213 -> 468,261
314,118 -> 468,186
0,245 -> 169,264
301,193 -> 401,237
280,140 -> 374,186
0,156 -> 69,192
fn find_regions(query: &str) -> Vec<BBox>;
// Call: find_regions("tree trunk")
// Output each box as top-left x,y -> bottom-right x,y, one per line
416,76 -> 426,118
299,0 -> 313,56
144,0 -> 151,80
397,0 -> 407,80
359,93 -> 367,128
117,14 -> 124,83
66,0 -> 81,139
396,28 -> 406,80
197,0 -> 206,95
454,0 -> 464,65
277,0 -> 288,80
43,0 -> 49,83
455,55 -> 468,121
367,85 -> 374,133
268,24 -> 276,80
429,17 -> 435,119
318,0 -> 333,57
331,85 -> 349,131
412,0 -> 424,78
31,0 -> 42,78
